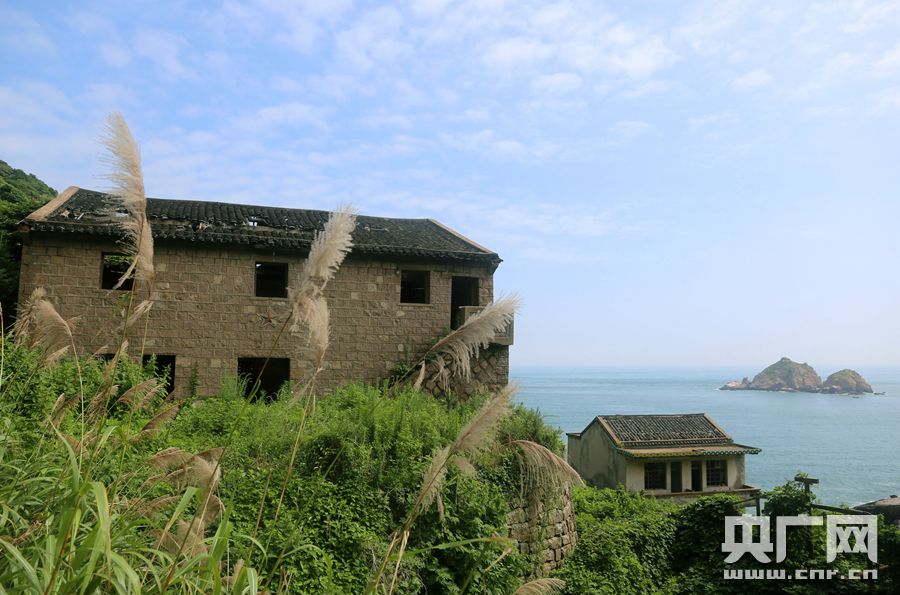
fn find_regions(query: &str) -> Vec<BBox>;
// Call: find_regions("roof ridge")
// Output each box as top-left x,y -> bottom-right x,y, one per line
77,188 -> 447,224
22,187 -> 502,264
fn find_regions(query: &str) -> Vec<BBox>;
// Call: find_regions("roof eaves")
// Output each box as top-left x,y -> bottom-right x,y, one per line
426,218 -> 497,256
24,220 -> 501,263
615,444 -> 762,459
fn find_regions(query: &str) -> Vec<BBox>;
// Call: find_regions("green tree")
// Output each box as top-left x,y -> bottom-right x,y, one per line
0,159 -> 55,321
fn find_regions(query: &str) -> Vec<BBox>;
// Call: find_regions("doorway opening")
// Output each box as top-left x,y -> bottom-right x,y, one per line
670,462 -> 683,493
691,461 -> 703,491
450,277 -> 479,329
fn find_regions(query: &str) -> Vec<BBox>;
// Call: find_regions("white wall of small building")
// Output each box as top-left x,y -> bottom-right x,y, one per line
568,426 -> 750,495
625,454 -> 746,495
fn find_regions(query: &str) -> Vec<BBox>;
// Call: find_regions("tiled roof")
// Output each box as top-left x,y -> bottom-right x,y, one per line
598,413 -> 735,448
23,187 -> 500,264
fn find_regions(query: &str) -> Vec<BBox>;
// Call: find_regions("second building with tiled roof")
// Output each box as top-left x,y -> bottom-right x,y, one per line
567,413 -> 761,502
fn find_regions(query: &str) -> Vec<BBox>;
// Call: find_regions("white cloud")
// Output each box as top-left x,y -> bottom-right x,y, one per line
619,79 -> 675,99
410,0 -> 454,17
733,68 -> 773,89
609,37 -> 675,78
334,6 -> 412,72
675,0 -> 751,55
79,84 -> 137,111
688,110 -> 741,132
609,120 -> 652,140
876,43 -> 900,73
841,0 -> 900,34
440,129 -> 558,161
556,24 -> 674,79
531,72 -> 583,95
869,88 -> 900,115
134,30 -> 194,78
213,0 -> 353,53
361,112 -> 414,129
0,7 -> 56,54
233,102 -> 329,135
99,44 -> 132,68
483,38 -> 554,73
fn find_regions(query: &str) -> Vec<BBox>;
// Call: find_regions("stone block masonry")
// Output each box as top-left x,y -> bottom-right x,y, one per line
422,343 -> 510,400
18,234 -> 508,398
507,486 -> 577,577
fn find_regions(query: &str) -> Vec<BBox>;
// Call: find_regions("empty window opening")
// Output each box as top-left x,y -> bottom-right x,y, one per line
690,461 -> 703,491
400,270 -> 429,304
450,276 -> 480,329
143,354 -> 176,395
101,253 -> 133,290
255,262 -> 288,298
238,357 -> 290,401
706,460 -> 728,486
643,462 -> 667,490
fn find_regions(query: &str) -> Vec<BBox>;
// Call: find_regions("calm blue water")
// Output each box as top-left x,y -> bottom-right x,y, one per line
511,366 -> 900,507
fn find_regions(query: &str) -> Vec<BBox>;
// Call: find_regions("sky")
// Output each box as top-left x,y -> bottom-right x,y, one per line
2,0 -> 900,368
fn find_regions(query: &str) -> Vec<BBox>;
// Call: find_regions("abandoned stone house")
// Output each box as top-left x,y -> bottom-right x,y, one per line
567,413 -> 761,502
17,187 -> 510,398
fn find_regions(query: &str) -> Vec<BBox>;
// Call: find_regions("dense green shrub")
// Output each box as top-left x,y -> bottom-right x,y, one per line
553,487 -> 675,594
555,482 -> 899,595
0,340 -> 159,423
161,384 -> 545,592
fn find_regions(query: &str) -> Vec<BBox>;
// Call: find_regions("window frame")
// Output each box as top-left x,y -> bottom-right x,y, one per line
143,354 -> 177,395
400,269 -> 430,304
100,252 -> 134,290
254,261 -> 289,299
705,460 -> 728,486
237,357 -> 291,401
643,461 -> 667,490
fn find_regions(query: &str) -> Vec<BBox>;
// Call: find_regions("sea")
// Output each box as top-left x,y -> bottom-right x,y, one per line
511,366 -> 900,507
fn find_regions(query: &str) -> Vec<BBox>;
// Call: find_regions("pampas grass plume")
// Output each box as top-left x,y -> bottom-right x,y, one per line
509,439 -> 584,489
32,299 -> 74,364
101,112 -> 154,287
12,287 -> 46,344
453,384 -> 515,453
414,294 -> 520,389
295,206 -> 356,300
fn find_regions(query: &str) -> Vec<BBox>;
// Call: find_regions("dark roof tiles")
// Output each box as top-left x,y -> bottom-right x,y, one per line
25,188 -> 499,264
598,413 -> 733,448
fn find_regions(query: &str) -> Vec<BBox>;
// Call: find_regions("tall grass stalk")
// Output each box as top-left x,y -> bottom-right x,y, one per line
366,385 -> 515,594
408,294 -> 520,391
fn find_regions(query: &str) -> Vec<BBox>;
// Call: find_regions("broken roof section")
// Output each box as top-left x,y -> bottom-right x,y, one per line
568,413 -> 761,459
23,187 -> 501,265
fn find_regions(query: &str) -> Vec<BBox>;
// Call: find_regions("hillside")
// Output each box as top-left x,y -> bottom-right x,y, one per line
0,159 -> 55,320
0,159 -> 56,203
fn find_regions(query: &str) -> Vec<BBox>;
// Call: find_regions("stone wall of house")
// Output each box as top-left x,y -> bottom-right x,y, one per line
421,343 -> 510,399
17,233 -> 505,398
507,486 -> 577,577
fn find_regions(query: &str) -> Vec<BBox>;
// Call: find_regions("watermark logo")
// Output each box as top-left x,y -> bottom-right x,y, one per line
721,514 -> 878,581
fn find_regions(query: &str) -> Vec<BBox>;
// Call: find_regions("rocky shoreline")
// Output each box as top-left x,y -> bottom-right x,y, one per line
721,357 -> 875,395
